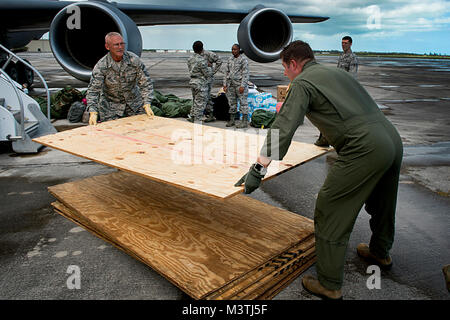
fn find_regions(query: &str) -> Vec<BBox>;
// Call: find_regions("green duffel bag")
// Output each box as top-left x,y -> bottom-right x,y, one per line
165,94 -> 180,102
153,90 -> 168,103
161,101 -> 182,118
150,105 -> 164,117
178,101 -> 192,118
250,109 -> 277,128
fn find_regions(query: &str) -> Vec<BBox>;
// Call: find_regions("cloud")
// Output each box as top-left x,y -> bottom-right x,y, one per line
85,0 -> 450,53
117,0 -> 450,33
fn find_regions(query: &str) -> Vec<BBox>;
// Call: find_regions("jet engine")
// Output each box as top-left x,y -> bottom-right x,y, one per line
49,1 -> 142,82
238,6 -> 293,63
49,3 -> 293,81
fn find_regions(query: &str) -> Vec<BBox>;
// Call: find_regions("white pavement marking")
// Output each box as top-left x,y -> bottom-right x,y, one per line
69,227 -> 85,233
54,251 -> 68,258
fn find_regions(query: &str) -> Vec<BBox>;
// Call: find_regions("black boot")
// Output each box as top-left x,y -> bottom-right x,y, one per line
236,114 -> 248,128
226,113 -> 236,127
314,133 -> 330,147
204,111 -> 216,123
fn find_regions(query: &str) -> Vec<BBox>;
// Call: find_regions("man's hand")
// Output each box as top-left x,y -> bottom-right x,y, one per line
143,104 -> 154,118
239,86 -> 244,94
223,86 -> 228,93
234,163 -> 266,194
89,112 -> 98,126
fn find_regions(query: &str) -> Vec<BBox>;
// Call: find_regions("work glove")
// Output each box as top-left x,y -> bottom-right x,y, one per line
89,112 -> 98,126
143,104 -> 154,118
234,163 -> 266,194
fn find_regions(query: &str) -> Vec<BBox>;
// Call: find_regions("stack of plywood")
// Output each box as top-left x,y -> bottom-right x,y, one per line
34,115 -> 330,299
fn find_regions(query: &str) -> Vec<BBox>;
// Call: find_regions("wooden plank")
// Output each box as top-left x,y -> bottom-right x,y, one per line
48,171 -> 315,300
53,201 -> 315,300
34,115 -> 330,199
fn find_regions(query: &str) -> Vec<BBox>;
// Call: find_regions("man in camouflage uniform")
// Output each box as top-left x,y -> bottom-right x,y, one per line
187,41 -> 212,122
337,36 -> 358,77
315,36 -> 358,146
86,32 -> 154,125
223,44 -> 250,128
201,48 -> 222,122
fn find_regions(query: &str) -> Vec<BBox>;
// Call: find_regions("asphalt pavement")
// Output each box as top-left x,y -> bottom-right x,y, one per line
0,52 -> 449,301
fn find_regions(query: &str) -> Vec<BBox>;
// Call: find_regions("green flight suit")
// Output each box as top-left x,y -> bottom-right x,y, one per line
261,60 -> 403,290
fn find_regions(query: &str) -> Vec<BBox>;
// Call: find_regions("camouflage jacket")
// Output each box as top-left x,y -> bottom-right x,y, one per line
223,54 -> 249,88
201,50 -> 223,79
187,53 -> 212,86
337,50 -> 358,78
86,51 -> 153,116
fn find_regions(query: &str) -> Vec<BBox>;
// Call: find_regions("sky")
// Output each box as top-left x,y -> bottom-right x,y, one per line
62,0 -> 450,54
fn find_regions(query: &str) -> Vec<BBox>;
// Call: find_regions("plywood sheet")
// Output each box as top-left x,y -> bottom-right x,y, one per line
35,115 -> 329,199
52,201 -> 315,300
49,171 -> 315,300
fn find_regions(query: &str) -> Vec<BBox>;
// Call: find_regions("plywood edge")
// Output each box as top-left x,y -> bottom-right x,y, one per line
253,256 -> 317,300
234,247 -> 316,300
229,195 -> 314,227
204,236 -> 315,300
261,148 -> 332,184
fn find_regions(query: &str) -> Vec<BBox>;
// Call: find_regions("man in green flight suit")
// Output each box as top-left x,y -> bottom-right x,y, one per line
235,40 -> 403,299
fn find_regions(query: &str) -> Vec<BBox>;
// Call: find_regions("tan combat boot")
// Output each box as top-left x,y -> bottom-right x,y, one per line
443,265 -> 450,292
302,275 -> 343,300
357,243 -> 393,270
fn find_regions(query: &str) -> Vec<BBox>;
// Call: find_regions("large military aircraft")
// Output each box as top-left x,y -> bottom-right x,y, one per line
0,0 -> 328,84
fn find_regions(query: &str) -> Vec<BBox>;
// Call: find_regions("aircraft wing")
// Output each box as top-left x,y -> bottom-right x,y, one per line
117,4 -> 328,26
0,0 -> 328,32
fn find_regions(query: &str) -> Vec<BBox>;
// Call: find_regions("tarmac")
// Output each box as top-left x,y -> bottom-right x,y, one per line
0,51 -> 449,301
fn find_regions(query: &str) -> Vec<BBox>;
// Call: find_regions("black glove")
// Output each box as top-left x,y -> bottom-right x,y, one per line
234,163 -> 266,194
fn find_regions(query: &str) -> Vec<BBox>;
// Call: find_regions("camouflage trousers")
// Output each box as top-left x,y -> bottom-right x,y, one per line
98,101 -> 144,122
226,84 -> 248,115
205,79 -> 214,114
189,83 -> 208,121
